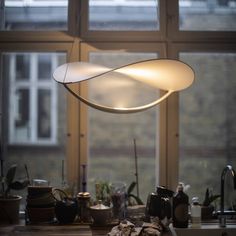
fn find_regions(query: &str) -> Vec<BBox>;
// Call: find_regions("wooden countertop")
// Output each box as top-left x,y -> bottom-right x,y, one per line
0,223 -> 113,236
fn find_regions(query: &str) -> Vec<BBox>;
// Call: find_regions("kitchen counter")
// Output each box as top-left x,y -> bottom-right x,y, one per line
174,223 -> 236,236
0,223 -> 113,236
1,221 -> 236,236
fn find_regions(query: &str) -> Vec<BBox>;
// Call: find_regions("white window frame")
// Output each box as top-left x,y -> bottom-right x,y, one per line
8,52 -> 60,146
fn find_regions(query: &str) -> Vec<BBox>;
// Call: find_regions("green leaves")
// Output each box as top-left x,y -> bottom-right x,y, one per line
1,164 -> 29,198
128,193 -> 144,205
127,181 -> 144,206
202,188 -> 220,206
6,164 -> 17,186
9,180 -> 30,190
0,176 -> 6,184
127,181 -> 136,195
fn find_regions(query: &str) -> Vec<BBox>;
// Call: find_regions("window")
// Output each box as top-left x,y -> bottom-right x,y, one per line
89,0 -> 159,31
1,0 -> 68,30
179,0 -> 236,31
0,0 -> 236,211
1,51 -> 67,209
179,52 -> 236,209
87,51 -> 159,201
4,52 -> 64,145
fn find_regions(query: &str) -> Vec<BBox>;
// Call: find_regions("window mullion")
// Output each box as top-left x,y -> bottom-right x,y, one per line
9,54 -> 16,143
51,54 -> 58,144
30,54 -> 38,143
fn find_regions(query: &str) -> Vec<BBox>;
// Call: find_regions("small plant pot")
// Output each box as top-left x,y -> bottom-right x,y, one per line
0,195 -> 22,224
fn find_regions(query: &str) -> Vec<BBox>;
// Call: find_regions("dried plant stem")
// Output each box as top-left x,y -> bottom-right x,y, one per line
133,139 -> 139,199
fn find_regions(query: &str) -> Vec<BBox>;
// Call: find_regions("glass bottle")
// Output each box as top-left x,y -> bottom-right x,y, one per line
173,183 -> 189,228
191,197 -> 201,228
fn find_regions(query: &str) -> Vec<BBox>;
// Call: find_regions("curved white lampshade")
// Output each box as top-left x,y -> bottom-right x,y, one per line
53,59 -> 194,113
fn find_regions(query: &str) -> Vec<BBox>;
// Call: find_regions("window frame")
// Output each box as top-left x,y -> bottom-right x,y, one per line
0,0 -> 235,193
0,42 -> 82,186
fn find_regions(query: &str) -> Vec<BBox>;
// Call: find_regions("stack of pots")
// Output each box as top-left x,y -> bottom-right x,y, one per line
26,186 -> 55,223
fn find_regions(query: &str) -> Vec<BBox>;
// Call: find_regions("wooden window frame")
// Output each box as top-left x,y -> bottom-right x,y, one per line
0,0 -> 235,192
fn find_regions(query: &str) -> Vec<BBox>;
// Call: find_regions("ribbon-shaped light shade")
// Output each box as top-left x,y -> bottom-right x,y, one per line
53,59 -> 194,113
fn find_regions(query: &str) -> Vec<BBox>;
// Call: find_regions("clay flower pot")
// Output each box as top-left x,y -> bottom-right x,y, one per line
0,195 -> 22,224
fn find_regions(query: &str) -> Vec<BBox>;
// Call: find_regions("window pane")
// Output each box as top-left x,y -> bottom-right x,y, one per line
38,54 -> 51,80
2,0 -> 68,30
13,88 -> 30,142
89,0 -> 159,31
16,54 -> 30,80
38,89 -> 51,138
179,52 -> 236,210
87,52 -> 159,203
179,0 -> 236,31
2,52 -> 67,210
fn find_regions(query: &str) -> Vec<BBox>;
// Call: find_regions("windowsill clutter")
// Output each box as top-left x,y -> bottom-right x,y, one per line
1,166 -> 236,235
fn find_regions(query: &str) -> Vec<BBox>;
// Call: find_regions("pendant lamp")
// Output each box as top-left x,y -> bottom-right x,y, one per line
53,58 -> 194,114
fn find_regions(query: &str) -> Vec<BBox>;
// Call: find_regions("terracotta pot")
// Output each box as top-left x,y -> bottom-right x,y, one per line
0,195 -> 22,224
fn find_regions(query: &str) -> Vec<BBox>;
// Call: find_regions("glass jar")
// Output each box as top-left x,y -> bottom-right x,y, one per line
110,182 -> 126,220
77,192 -> 91,223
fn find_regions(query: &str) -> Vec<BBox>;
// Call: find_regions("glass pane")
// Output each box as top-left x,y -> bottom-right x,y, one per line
38,89 -> 51,138
179,0 -> 236,31
87,52 -> 159,204
89,0 -> 159,31
38,54 -> 51,80
179,52 -> 236,211
2,0 -> 68,30
14,88 -> 30,142
2,52 -> 67,210
16,54 -> 30,80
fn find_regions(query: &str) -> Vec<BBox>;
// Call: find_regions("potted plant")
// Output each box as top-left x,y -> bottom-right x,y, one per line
95,181 -> 111,206
201,188 -> 220,220
0,164 -> 30,224
126,181 -> 146,223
